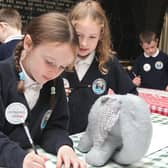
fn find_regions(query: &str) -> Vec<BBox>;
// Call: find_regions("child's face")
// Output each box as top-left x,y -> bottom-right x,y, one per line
74,17 -> 102,58
22,36 -> 75,84
141,40 -> 158,56
0,22 -> 7,42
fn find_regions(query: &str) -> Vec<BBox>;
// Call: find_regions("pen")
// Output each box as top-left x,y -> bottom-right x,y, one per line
23,123 -> 38,154
132,71 -> 137,77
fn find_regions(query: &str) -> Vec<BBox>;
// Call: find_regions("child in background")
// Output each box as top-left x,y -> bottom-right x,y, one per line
0,12 -> 86,168
0,8 -> 23,60
130,31 -> 168,90
62,0 -> 137,135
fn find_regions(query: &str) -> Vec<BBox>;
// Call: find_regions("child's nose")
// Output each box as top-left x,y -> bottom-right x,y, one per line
80,37 -> 88,47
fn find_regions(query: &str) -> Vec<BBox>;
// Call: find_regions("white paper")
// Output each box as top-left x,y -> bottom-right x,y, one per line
45,160 -> 56,168
146,122 -> 168,155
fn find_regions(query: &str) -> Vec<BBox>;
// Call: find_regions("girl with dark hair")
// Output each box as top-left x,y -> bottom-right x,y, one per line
0,12 -> 86,168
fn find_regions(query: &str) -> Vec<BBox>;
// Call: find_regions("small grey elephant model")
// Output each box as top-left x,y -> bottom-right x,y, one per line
77,94 -> 152,166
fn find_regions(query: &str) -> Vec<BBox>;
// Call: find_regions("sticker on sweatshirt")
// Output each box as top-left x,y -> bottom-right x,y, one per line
143,63 -> 151,72
92,78 -> 106,95
155,61 -> 163,70
40,109 -> 52,130
5,102 -> 28,125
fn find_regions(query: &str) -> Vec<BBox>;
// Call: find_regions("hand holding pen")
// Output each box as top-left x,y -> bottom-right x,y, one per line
5,102 -> 52,168
126,67 -> 141,87
132,71 -> 141,87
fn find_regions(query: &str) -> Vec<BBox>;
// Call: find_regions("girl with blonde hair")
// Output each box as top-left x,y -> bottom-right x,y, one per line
63,0 -> 137,134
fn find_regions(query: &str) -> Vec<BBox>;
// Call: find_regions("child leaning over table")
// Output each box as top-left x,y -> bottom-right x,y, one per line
0,12 -> 86,168
130,31 -> 168,91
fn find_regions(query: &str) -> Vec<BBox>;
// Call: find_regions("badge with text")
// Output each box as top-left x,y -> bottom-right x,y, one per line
155,61 -> 163,70
92,78 -> 106,95
5,102 -> 38,154
40,109 -> 52,130
5,102 -> 28,124
143,63 -> 151,72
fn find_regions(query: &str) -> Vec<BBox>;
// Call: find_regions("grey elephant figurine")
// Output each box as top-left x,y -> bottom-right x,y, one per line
77,94 -> 153,166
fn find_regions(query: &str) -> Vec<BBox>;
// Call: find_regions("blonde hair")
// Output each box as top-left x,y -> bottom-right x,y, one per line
15,12 -> 78,92
69,0 -> 115,74
0,8 -> 22,30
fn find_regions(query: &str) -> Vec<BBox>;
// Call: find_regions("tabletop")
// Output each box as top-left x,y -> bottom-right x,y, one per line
38,113 -> 168,168
137,88 -> 168,116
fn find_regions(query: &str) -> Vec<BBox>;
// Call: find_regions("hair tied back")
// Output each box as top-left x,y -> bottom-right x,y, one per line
19,71 -> 25,81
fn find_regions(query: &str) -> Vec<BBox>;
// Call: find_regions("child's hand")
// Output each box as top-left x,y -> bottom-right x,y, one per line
132,76 -> 141,86
65,87 -> 72,97
23,152 -> 48,168
165,85 -> 168,92
56,145 -> 87,168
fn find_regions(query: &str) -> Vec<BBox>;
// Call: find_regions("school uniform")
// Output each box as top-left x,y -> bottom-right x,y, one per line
62,53 -> 137,135
0,35 -> 23,60
0,57 -> 72,168
130,50 -> 168,90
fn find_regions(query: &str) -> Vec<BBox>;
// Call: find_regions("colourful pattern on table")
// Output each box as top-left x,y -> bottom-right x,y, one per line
138,88 -> 168,116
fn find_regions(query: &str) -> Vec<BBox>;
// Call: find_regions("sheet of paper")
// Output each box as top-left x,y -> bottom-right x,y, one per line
45,160 -> 56,168
146,122 -> 168,155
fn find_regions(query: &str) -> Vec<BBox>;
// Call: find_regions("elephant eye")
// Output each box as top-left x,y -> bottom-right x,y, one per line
101,97 -> 110,104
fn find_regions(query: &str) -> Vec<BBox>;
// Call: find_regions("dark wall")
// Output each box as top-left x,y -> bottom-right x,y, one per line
0,0 -> 77,24
101,0 -> 168,61
0,0 -> 168,61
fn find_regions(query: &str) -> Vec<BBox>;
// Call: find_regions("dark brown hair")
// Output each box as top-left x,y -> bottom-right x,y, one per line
15,12 -> 78,92
139,31 -> 158,44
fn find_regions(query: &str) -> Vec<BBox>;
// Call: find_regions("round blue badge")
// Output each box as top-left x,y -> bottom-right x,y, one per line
155,61 -> 163,70
92,78 -> 106,95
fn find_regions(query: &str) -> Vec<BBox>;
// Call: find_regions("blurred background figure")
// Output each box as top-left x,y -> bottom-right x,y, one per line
130,31 -> 168,91
0,8 -> 23,60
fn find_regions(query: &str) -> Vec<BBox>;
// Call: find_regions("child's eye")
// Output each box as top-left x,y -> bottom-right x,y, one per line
77,33 -> 81,37
89,36 -> 97,39
59,65 -> 66,70
45,59 -> 66,71
45,60 -> 55,66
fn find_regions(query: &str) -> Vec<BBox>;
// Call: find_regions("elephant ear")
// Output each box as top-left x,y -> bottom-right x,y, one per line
98,95 -> 121,140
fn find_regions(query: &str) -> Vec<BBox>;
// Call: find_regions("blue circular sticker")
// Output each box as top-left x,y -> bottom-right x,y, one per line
155,61 -> 163,70
92,78 -> 106,95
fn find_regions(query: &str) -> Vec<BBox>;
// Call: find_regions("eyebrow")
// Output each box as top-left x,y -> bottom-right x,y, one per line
77,31 -> 99,36
45,56 -> 57,61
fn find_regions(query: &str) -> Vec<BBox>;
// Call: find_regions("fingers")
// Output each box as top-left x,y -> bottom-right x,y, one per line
56,156 -> 87,168
71,159 -> 87,168
65,88 -> 72,96
23,152 -> 48,168
56,153 -> 63,168
56,146 -> 87,168
133,76 -> 141,86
